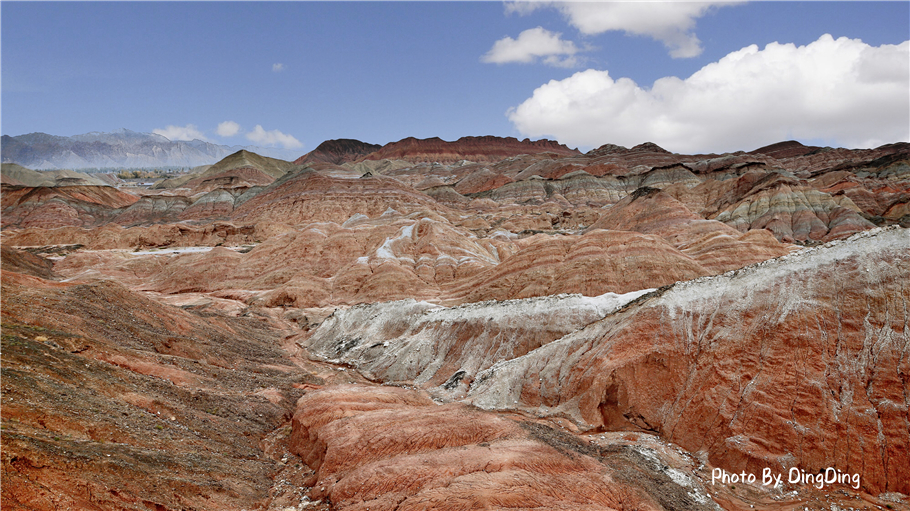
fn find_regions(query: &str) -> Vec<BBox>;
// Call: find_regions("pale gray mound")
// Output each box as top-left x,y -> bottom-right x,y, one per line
303,289 -> 653,397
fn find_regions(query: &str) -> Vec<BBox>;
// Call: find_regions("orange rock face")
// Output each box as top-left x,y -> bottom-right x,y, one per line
287,385 -> 717,511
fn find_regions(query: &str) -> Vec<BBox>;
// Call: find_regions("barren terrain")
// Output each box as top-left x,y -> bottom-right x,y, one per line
2,136 -> 909,510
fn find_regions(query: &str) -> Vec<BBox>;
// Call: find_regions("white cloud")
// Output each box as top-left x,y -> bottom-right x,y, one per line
152,124 -> 208,142
216,121 -> 241,137
505,1 -> 742,58
273,63 -> 285,72
507,35 -> 910,153
245,125 -> 303,150
482,26 -> 582,67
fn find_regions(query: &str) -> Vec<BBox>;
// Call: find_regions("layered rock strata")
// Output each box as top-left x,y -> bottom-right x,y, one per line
468,227 -> 909,494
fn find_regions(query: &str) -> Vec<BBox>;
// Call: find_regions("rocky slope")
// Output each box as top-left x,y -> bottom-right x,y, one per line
287,384 -> 720,511
467,227 -> 909,494
0,257 -> 328,510
303,290 -> 653,397
181,150 -> 296,193
296,227 -> 909,502
1,164 -> 109,187
1,185 -> 140,229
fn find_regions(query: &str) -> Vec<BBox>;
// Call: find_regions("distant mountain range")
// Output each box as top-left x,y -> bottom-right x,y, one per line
0,129 -> 304,170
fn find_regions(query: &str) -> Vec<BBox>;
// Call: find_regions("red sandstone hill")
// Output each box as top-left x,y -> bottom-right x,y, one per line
749,140 -> 821,159
305,227 -> 910,499
294,139 -> 382,166
466,227 -> 910,496
229,168 -> 445,226
182,149 -> 295,193
0,184 -> 140,229
359,135 -> 581,164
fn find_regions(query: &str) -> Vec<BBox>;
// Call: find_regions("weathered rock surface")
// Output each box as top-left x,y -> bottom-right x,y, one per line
4,222 -> 258,251
588,187 -> 792,272
181,149 -> 295,195
453,168 -> 515,195
111,194 -> 193,225
0,245 -> 59,280
295,139 -> 382,165
287,384 -> 719,511
467,226 -> 909,495
445,229 -> 709,303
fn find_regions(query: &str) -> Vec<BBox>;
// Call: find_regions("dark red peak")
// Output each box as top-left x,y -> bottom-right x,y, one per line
525,138 -> 579,152
629,142 -> 670,154
749,140 -> 818,159
313,139 -> 380,153
587,143 -> 629,156
295,138 -> 381,165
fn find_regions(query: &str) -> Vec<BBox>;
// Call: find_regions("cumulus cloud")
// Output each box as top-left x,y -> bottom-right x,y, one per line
273,63 -> 285,72
245,125 -> 303,149
482,26 -> 582,67
505,1 -> 742,58
152,124 -> 208,142
507,35 -> 910,153
216,121 -> 241,137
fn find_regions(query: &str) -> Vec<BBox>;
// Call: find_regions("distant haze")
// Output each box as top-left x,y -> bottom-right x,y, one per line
0,130 -> 304,170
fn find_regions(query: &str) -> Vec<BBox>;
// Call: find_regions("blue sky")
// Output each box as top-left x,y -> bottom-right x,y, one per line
2,1 -> 908,155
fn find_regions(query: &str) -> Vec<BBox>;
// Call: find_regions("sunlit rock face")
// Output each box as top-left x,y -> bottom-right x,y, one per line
1,185 -> 139,229
287,384 -> 719,511
295,139 -> 383,166
466,227 -> 909,495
